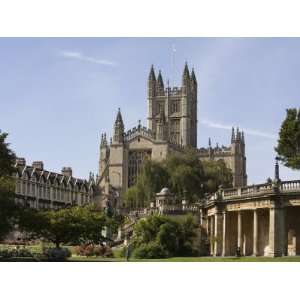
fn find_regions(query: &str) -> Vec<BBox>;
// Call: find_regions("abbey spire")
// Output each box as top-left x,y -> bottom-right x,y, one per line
113,108 -> 124,144
156,70 -> 165,96
191,67 -> 197,84
182,62 -> 190,85
148,64 -> 156,81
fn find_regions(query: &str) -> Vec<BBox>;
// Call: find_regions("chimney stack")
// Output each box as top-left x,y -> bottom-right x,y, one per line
32,161 -> 44,170
16,157 -> 26,167
62,167 -> 73,177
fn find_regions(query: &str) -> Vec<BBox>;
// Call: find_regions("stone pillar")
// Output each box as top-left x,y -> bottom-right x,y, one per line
199,210 -> 203,226
222,211 -> 226,256
237,210 -> 243,254
253,209 -> 258,256
268,207 -> 286,257
206,215 -> 209,235
210,216 -> 214,256
214,213 -> 223,256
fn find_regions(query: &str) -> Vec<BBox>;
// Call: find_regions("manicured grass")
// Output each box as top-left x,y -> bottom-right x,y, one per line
2,255 -> 300,262
67,256 -> 300,262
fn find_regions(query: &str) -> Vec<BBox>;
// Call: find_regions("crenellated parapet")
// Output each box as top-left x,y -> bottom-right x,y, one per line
197,145 -> 233,157
124,124 -> 155,142
165,86 -> 182,96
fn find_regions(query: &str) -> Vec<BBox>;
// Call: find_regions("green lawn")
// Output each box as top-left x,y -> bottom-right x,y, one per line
2,255 -> 300,262
68,256 -> 300,262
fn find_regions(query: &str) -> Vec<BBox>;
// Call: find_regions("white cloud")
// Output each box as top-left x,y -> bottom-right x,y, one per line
201,119 -> 277,139
60,51 -> 117,66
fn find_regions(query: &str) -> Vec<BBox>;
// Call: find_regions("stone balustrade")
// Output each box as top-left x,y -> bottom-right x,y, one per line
207,179 -> 300,204
280,180 -> 300,192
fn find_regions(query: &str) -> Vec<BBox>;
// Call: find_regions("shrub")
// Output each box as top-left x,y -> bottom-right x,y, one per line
103,246 -> 113,257
74,245 -> 84,256
44,247 -> 71,261
131,215 -> 198,259
0,247 -> 34,258
94,245 -> 105,257
83,244 -> 94,257
133,242 -> 168,259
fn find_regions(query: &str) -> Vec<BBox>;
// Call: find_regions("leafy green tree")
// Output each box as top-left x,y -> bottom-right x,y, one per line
275,108 -> 300,169
0,130 -> 17,241
202,159 -> 233,193
124,185 -> 139,210
132,214 -> 197,258
124,149 -> 233,209
19,205 -> 107,248
165,149 -> 205,201
124,159 -> 168,209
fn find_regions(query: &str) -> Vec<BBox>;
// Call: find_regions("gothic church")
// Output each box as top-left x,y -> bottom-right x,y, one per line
98,63 -> 247,207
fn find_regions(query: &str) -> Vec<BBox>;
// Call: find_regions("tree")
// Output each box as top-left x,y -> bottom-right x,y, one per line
275,108 -> 300,170
132,214 -> 197,258
0,130 -> 17,241
124,149 -> 233,209
124,159 -> 168,209
19,205 -> 108,248
165,149 -> 205,201
202,159 -> 233,193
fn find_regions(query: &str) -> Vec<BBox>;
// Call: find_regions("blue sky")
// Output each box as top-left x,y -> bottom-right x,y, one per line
0,38 -> 299,184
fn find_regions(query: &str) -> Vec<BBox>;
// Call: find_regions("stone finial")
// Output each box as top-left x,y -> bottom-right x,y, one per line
148,64 -> 156,81
231,127 -> 235,143
115,108 -> 124,127
236,127 -> 241,141
103,133 -> 107,145
157,70 -> 164,87
191,67 -> 197,84
182,62 -> 190,84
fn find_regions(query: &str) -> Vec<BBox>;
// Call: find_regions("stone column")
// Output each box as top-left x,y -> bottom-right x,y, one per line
269,207 -> 286,257
199,210 -> 203,226
214,213 -> 223,256
237,210 -> 242,254
222,211 -> 226,256
210,216 -> 214,256
206,215 -> 209,235
253,209 -> 258,256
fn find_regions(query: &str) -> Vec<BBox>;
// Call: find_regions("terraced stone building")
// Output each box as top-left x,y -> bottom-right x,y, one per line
14,158 -> 95,210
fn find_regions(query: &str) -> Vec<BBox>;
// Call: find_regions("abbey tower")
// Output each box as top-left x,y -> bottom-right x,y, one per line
97,63 -> 247,207
147,63 -> 197,147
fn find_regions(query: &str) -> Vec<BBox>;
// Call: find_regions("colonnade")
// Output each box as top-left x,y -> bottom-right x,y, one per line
203,207 -> 287,257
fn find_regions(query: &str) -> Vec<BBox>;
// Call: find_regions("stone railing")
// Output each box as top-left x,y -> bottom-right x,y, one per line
280,180 -> 300,192
205,180 -> 300,204
126,204 -> 198,217
159,204 -> 198,213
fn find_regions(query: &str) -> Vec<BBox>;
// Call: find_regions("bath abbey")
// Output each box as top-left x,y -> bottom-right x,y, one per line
98,63 -> 247,207
12,63 -> 300,257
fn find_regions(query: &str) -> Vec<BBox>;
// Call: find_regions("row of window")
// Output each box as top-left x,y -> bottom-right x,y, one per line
15,198 -> 69,210
16,180 -> 90,204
